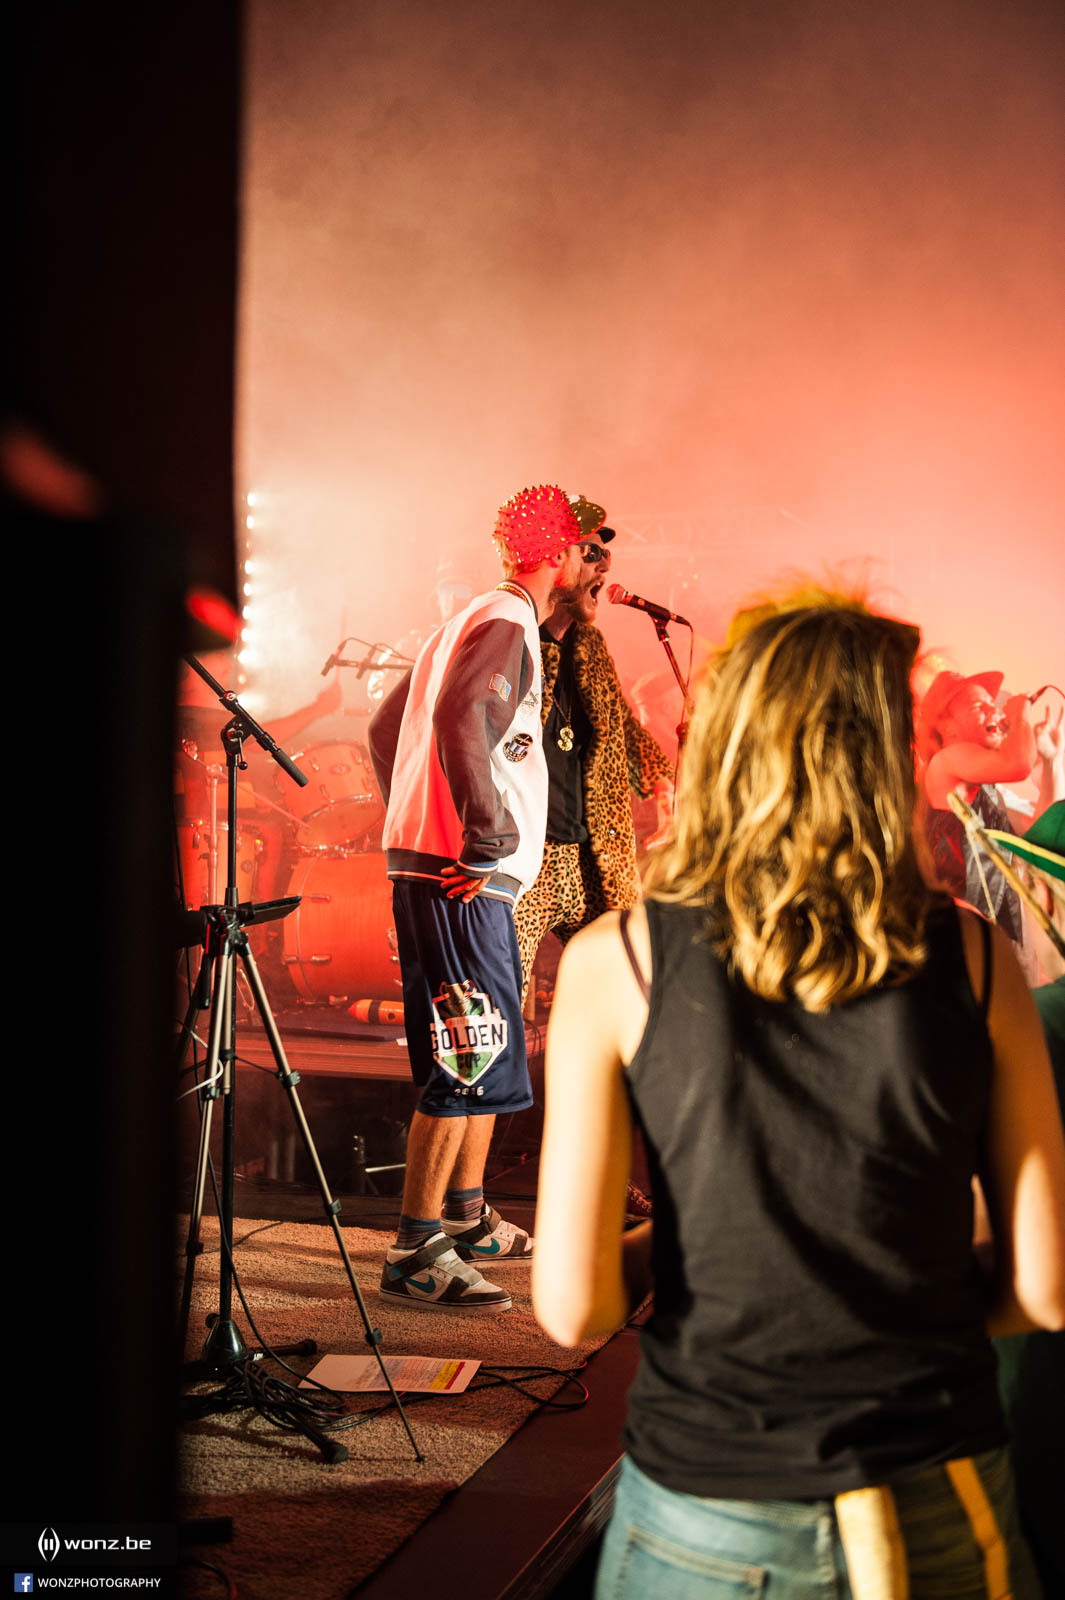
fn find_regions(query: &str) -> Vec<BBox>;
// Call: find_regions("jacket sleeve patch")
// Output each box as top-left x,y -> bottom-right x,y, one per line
489,673 -> 512,702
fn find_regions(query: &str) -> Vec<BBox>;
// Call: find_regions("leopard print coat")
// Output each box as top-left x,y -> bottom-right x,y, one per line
536,623 -> 674,909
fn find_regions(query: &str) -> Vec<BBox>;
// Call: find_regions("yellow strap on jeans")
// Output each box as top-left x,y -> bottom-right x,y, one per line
834,1486 -> 909,1600
946,1457 -> 1011,1600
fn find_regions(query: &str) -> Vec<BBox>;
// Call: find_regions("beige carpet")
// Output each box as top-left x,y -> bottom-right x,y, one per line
178,1216 -> 605,1599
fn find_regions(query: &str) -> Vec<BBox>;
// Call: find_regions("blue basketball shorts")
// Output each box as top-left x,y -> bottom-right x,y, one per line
390,877 -> 533,1118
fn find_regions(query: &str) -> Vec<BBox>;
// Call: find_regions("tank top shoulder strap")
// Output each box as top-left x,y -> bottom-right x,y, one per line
618,907 -> 651,1002
938,902 -> 994,1024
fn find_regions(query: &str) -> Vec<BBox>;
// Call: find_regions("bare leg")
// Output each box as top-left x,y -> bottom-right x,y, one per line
400,1111 -> 468,1220
399,1111 -> 498,1219
385,1111 -> 513,1310
449,1114 -> 496,1191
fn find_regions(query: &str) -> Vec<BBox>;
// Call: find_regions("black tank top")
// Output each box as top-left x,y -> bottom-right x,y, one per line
622,899 -> 1006,1500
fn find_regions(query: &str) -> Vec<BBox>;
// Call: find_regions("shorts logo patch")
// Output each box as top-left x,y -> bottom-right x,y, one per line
503,732 -> 533,762
489,673 -> 512,701
431,980 -> 508,1084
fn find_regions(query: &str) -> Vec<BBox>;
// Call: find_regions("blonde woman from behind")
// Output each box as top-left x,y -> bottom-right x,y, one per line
534,597 -> 1064,1600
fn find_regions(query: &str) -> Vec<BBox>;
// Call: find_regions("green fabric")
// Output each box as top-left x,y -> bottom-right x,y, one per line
986,800 -> 1065,882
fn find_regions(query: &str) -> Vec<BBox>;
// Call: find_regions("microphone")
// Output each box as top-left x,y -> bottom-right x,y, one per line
606,584 -> 692,629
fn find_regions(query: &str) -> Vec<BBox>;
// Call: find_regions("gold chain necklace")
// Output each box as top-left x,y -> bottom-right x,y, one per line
552,641 -> 576,752
495,581 -> 535,615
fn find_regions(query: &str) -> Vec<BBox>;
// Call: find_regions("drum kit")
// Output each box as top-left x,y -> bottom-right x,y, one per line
176,641 -> 414,1011
275,741 -> 399,1005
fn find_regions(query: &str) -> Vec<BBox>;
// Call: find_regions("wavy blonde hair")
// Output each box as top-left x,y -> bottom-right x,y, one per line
645,595 -> 934,1012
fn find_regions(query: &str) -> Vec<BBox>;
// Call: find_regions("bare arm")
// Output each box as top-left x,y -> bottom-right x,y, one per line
1034,702 -> 1065,812
532,906 -> 652,1345
267,677 -> 343,748
960,911 -> 1065,1335
925,694 -> 1037,809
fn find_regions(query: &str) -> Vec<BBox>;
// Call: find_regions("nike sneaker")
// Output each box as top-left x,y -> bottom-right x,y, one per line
442,1204 -> 533,1262
379,1232 -> 511,1313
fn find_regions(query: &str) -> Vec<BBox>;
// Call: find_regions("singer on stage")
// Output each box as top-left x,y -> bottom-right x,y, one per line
915,670 -> 1062,957
514,522 -> 675,999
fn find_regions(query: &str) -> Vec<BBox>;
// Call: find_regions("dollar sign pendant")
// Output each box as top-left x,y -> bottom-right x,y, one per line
557,725 -> 574,752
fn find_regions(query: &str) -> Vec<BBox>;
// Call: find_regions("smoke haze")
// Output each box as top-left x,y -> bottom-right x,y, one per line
236,0 -> 1064,722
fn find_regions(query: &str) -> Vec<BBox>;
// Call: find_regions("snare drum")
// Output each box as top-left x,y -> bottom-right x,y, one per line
282,852 -> 400,1001
285,742 -> 383,849
176,819 -> 263,908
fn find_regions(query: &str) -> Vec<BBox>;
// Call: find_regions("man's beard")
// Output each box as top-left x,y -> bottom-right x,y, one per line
552,579 -> 585,613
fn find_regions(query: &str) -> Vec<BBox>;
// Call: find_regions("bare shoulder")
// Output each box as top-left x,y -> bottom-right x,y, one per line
956,905 -> 1032,1022
562,902 -> 649,976
556,903 -> 651,1065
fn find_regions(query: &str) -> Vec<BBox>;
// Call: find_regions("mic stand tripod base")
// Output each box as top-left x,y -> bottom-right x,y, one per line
195,1315 -> 316,1374
176,907 -> 421,1461
199,1314 -> 250,1373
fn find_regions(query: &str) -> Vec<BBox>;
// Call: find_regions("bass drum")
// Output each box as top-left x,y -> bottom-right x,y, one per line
282,852 -> 401,1002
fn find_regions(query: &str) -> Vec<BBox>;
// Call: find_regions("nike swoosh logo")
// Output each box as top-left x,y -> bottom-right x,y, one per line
406,1274 -> 436,1292
464,1240 -> 501,1256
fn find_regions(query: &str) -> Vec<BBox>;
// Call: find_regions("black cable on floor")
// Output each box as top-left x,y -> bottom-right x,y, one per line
470,1362 -> 590,1409
327,1358 -> 592,1434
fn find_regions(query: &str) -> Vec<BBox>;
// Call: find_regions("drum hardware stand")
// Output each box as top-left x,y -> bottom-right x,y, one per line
320,636 -> 414,681
350,1134 -> 406,1196
177,655 -> 423,1464
203,758 -> 223,906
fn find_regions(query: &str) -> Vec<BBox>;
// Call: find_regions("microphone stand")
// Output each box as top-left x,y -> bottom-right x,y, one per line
650,616 -> 695,755
176,656 -> 422,1464
607,587 -> 693,758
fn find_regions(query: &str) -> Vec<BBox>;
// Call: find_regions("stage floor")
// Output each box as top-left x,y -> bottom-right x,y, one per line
178,1015 -> 643,1595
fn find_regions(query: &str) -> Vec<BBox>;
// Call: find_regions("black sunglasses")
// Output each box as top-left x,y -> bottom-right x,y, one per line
578,540 -> 611,566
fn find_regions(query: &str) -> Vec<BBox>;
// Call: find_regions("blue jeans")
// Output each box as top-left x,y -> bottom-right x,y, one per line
595,1452 -> 1038,1600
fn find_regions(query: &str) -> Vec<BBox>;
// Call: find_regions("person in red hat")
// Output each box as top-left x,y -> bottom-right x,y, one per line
367,484 -> 587,1314
514,502 -> 675,1007
916,670 -> 1040,945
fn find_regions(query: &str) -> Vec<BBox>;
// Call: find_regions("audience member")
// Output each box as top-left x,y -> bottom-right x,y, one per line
533,597 -> 1064,1599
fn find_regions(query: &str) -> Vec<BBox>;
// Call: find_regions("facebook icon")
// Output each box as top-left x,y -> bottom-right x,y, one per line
14,1579 -> 34,1593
